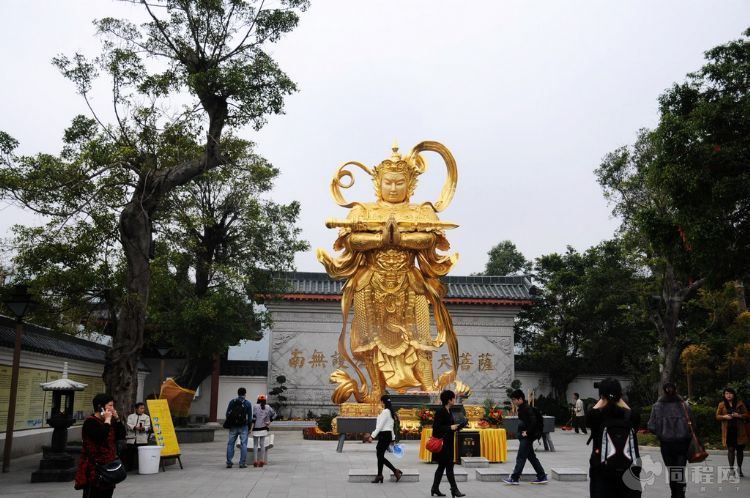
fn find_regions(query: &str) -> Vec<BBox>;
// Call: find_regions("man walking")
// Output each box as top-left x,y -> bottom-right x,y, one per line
573,393 -> 587,434
224,387 -> 253,469
503,390 -> 548,485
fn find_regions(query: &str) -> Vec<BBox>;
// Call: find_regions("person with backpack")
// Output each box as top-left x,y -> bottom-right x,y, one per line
224,387 -> 253,469
647,382 -> 692,497
366,394 -> 403,483
251,394 -> 276,467
587,378 -> 641,498
503,389 -> 548,485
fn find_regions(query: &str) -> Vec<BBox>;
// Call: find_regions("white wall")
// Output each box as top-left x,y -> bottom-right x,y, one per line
514,370 -> 632,402
0,349 -> 103,377
265,300 -> 520,417
216,376 -> 268,420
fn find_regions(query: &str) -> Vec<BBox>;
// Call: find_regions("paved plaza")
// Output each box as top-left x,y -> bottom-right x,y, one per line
0,430 -> 746,497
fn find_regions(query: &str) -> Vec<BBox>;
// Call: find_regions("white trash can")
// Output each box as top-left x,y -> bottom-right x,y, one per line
138,445 -> 163,475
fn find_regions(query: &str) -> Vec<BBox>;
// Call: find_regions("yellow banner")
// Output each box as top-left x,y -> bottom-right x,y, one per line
147,399 -> 181,457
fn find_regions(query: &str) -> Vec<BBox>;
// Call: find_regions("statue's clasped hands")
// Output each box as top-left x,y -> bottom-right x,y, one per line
381,215 -> 401,246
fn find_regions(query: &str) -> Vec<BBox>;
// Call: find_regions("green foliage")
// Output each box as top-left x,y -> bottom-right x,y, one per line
691,404 -> 722,445
515,240 -> 655,399
269,375 -> 288,415
583,397 -> 597,412
534,395 -> 570,425
147,155 -> 308,387
639,405 -> 652,429
0,1 -> 309,405
316,413 -> 335,433
482,240 -> 531,276
637,432 -> 660,447
651,28 -> 750,286
595,28 -> 750,389
505,379 -> 522,400
482,398 -> 504,425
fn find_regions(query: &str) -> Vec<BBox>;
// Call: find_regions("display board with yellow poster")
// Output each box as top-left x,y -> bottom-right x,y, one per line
147,399 -> 181,459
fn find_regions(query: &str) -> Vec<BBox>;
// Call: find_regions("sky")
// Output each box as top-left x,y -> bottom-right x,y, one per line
1,1 -> 749,276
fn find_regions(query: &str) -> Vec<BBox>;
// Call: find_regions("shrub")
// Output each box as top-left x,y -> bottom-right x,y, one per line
691,404 -> 721,445
583,397 -> 597,412
535,395 -> 570,424
269,375 -> 288,417
637,432 -> 660,447
639,405 -> 652,429
316,413 -> 335,433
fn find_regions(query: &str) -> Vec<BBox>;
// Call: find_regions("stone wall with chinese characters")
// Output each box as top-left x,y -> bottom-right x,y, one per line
265,300 -> 519,417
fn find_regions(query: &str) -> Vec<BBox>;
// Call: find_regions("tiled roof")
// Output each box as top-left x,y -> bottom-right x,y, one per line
220,360 -> 268,377
0,315 -> 107,364
273,272 -> 533,303
0,315 -> 151,372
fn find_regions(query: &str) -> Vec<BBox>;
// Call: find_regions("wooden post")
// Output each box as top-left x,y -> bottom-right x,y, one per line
209,354 -> 220,423
2,321 -> 24,473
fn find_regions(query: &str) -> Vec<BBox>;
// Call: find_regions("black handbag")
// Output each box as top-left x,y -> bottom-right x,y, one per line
95,458 -> 127,485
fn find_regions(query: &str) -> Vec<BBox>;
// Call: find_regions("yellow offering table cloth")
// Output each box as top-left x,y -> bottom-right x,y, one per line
419,427 -> 507,463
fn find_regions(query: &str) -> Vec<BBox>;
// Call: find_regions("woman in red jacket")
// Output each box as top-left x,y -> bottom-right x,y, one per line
74,393 -> 126,498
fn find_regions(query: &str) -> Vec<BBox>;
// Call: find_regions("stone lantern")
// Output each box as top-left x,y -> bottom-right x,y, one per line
31,362 -> 87,482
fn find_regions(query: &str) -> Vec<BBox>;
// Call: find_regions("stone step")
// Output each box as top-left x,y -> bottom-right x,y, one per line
551,467 -> 587,481
348,468 -> 419,483
442,467 -> 468,482
460,456 -> 489,468
475,468 -> 540,482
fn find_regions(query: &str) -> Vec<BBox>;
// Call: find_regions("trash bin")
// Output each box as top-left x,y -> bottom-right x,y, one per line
138,445 -> 163,474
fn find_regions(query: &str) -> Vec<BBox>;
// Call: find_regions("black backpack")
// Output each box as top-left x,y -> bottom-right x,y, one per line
528,406 -> 545,440
224,399 -> 248,428
596,409 -> 639,472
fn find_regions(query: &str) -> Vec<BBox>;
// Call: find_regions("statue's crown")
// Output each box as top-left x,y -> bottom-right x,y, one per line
373,141 -> 422,178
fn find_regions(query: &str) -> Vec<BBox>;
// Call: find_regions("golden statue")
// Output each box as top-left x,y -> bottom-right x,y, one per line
317,141 -> 469,404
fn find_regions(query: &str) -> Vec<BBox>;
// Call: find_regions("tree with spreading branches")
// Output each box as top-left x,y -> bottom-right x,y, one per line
0,0 -> 309,410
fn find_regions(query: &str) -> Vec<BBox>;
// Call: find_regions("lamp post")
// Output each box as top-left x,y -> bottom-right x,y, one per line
31,362 -> 86,482
156,344 -> 171,383
2,284 -> 36,473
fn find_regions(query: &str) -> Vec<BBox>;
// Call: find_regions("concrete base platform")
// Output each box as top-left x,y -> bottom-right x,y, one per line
348,468 -> 419,482
460,456 -> 489,468
476,468 -> 505,482
175,426 -> 216,444
551,467 -> 587,481
443,467 -> 468,482
475,468 -> 540,482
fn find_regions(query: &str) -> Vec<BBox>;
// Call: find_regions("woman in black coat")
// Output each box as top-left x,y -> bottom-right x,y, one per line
431,390 -> 466,497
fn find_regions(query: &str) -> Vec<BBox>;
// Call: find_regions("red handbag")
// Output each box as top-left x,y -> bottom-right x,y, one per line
426,436 -> 444,453
681,402 -> 709,463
